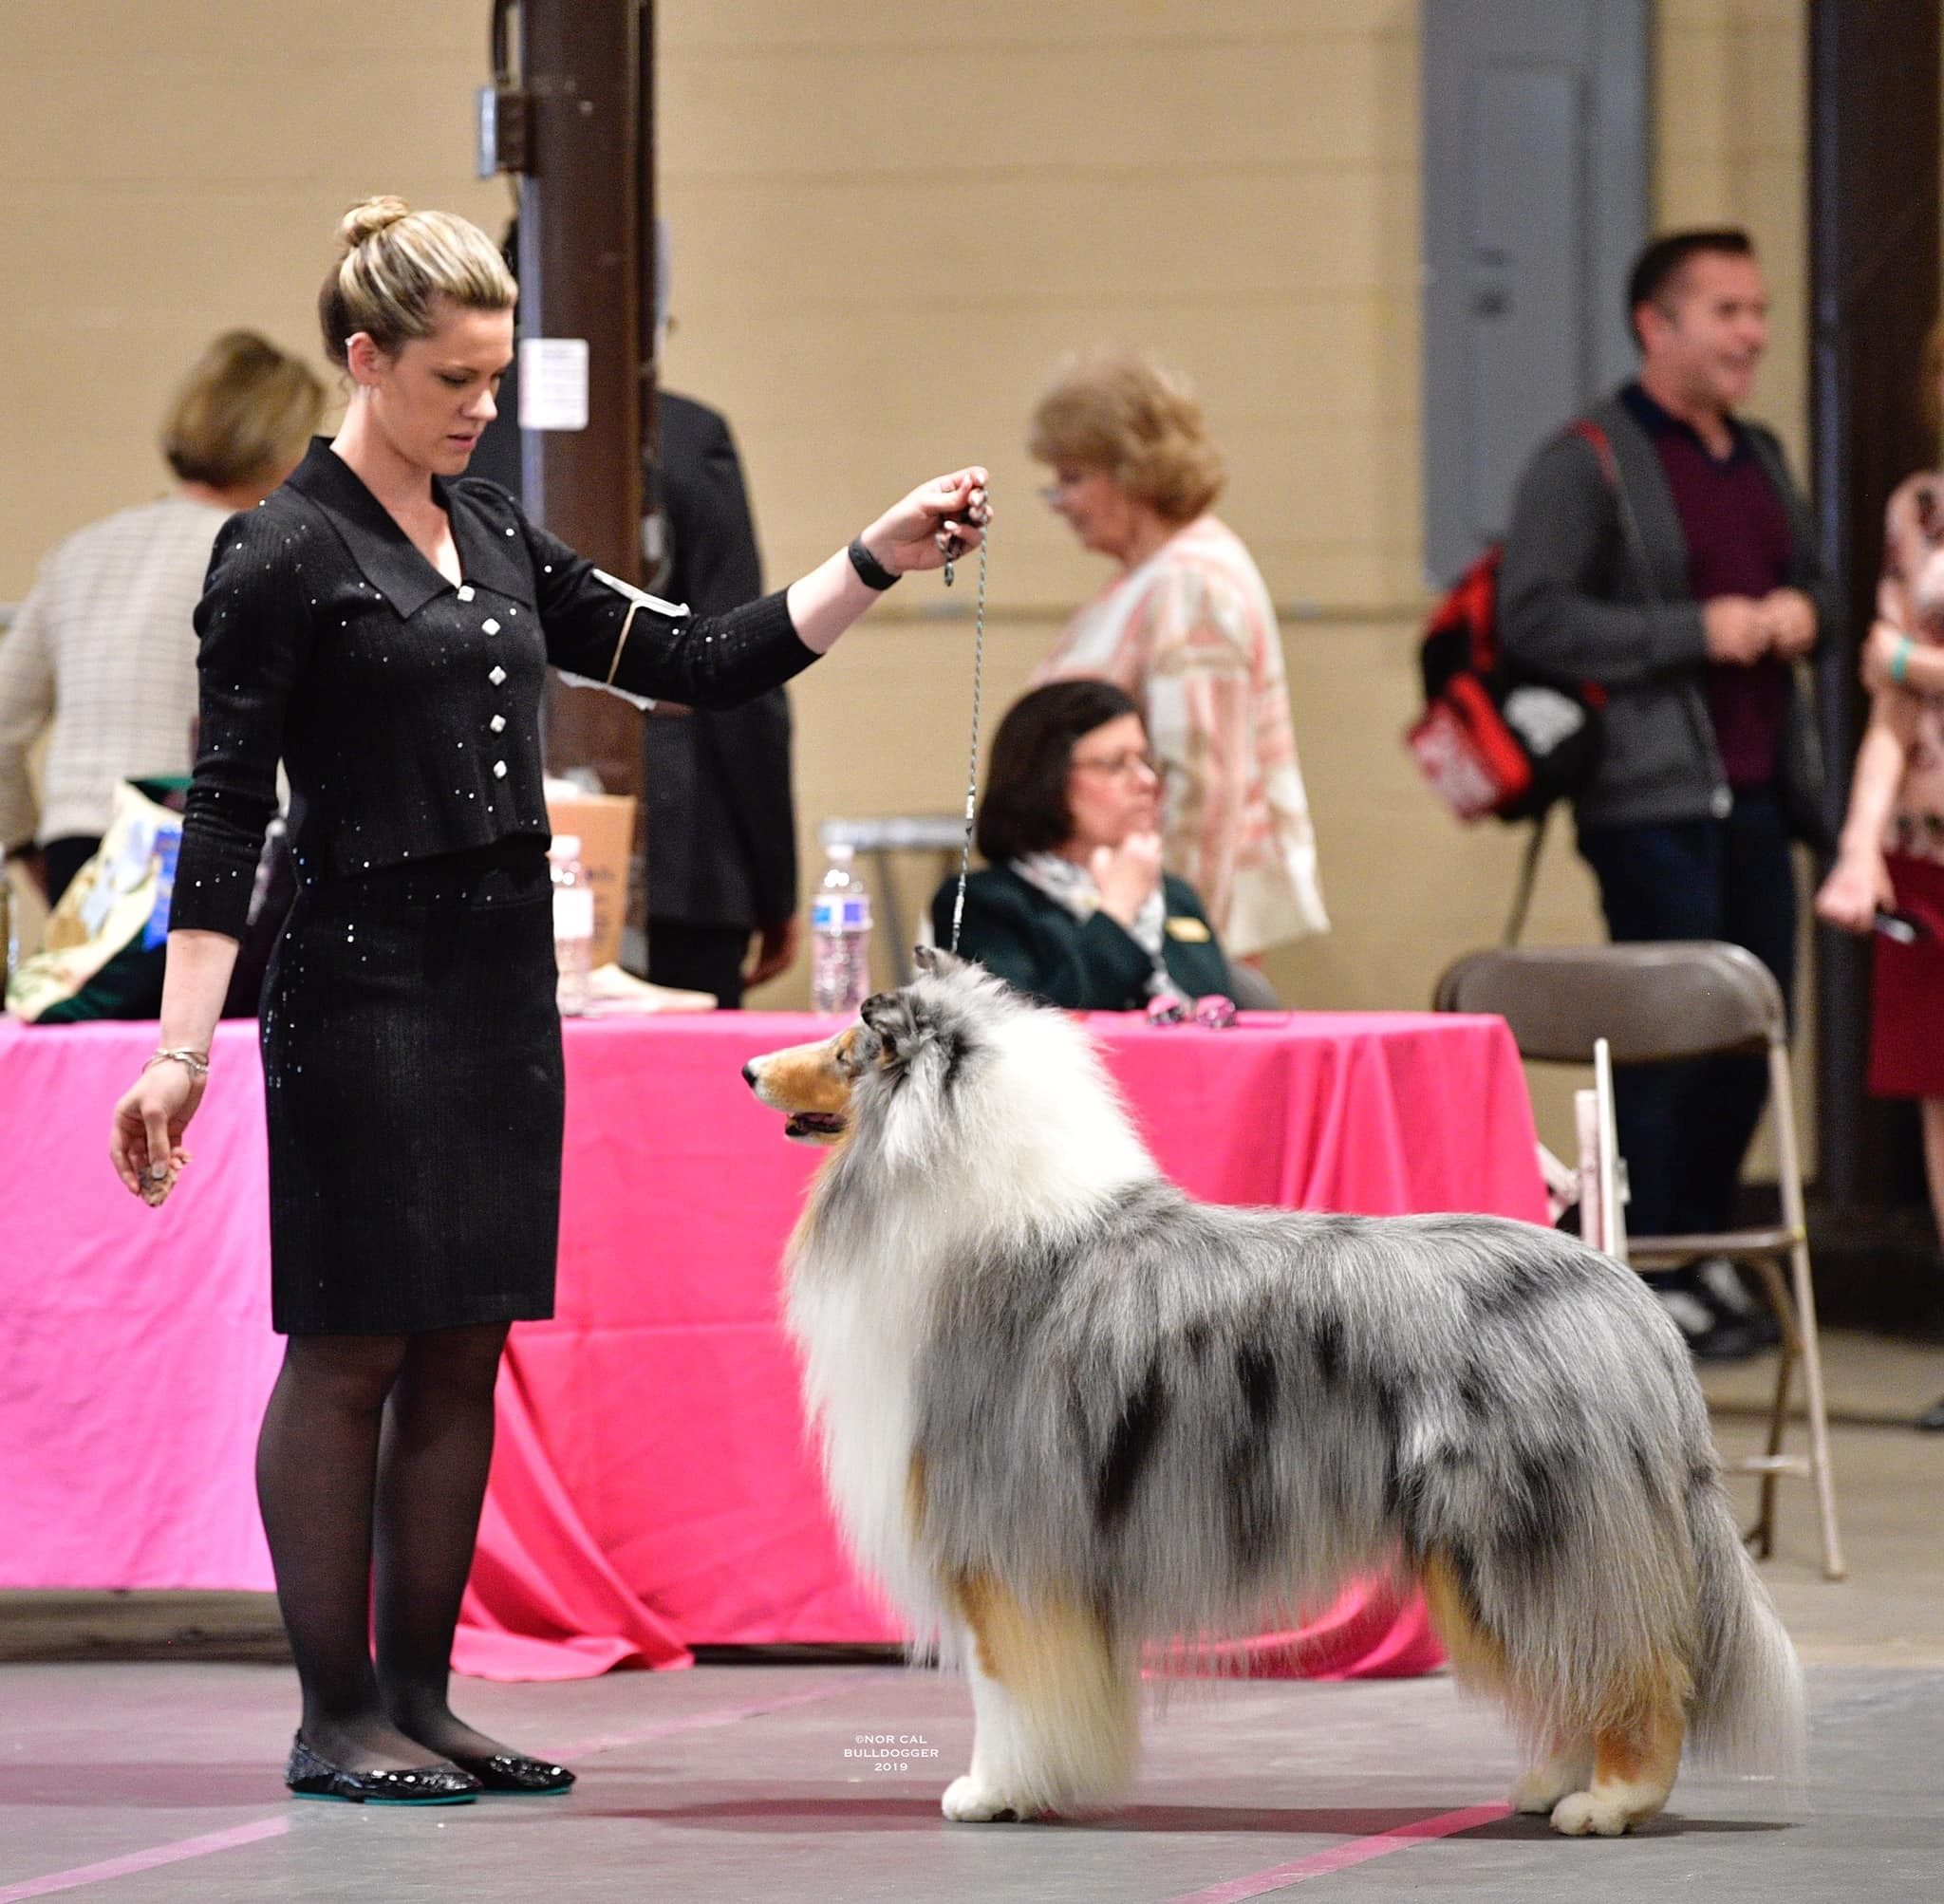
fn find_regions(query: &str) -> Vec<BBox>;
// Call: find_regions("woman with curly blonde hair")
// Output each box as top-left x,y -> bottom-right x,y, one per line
1029,349 -> 1327,961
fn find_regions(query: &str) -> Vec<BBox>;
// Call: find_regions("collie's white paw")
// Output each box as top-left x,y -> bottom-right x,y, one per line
941,1775 -> 1032,1822
1510,1752 -> 1592,1815
1548,1791 -> 1635,1837
1510,1769 -> 1571,1815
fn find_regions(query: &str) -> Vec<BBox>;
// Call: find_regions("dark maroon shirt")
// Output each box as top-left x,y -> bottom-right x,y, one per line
1620,383 -> 1796,789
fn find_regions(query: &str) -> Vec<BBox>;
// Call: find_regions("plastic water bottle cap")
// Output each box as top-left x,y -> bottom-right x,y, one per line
551,834 -> 582,859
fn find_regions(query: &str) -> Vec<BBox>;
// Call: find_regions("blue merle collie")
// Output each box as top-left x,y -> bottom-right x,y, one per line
743,949 -> 1803,1836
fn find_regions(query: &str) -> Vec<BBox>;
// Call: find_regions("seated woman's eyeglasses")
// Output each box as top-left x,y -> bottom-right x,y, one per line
1071,749 -> 1165,781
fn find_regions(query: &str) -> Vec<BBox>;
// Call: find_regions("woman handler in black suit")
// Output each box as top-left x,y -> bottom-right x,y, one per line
108,197 -> 986,1805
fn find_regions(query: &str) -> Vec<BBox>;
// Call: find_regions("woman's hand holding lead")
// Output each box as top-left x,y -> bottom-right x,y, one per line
858,468 -> 991,576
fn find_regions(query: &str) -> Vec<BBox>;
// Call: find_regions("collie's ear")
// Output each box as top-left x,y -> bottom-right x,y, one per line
912,944 -> 966,979
859,991 -> 917,1061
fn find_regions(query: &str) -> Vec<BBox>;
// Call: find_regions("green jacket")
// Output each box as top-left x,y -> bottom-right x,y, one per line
929,866 -> 1231,1011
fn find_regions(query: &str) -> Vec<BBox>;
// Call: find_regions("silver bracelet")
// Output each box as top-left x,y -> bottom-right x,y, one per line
144,1047 -> 210,1080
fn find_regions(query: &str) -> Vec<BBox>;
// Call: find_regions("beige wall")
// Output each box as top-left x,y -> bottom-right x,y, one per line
3,0 -> 1815,1169
659,0 -> 1814,1174
1,5 -> 509,587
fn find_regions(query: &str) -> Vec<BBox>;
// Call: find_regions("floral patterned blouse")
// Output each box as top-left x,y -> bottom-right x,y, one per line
1031,515 -> 1328,958
1879,473 -> 1944,864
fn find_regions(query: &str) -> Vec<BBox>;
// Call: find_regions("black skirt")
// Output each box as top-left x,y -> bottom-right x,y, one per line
259,837 -> 563,1335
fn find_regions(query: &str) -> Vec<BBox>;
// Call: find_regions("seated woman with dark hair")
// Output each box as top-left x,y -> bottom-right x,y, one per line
931,679 -> 1231,1010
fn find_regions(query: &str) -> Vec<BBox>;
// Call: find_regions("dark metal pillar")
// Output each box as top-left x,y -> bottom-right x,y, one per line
1808,0 -> 1940,1207
512,0 -> 656,804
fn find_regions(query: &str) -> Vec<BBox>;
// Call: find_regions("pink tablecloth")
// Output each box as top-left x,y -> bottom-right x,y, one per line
0,1010 -> 1544,1682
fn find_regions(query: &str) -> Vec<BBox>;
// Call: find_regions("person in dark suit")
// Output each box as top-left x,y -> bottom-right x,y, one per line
640,393 -> 796,1006
933,679 -> 1231,1010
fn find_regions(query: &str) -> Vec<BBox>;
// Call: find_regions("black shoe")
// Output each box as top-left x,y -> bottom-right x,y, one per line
1651,1276 -> 1766,1363
285,1733 -> 481,1805
1918,1396 -> 1944,1432
446,1750 -> 575,1795
1693,1255 -> 1783,1352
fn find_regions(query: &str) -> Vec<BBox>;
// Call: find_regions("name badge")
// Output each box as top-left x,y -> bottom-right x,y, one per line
1165,916 -> 1211,943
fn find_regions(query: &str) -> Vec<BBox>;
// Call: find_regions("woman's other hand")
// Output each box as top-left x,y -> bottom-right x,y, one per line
1814,848 -> 1895,936
858,468 -> 991,576
110,1059 -> 204,1205
1090,830 -> 1164,929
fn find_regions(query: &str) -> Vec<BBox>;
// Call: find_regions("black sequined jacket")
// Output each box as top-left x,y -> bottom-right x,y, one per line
169,438 -> 815,940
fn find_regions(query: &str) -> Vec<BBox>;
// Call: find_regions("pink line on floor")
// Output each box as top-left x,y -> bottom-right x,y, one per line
0,1673 -> 884,1899
0,1818 -> 291,1903
1162,1802 -> 1512,1901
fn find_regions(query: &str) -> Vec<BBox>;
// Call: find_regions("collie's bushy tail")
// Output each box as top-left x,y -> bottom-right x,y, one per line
1684,1482 -> 1805,1775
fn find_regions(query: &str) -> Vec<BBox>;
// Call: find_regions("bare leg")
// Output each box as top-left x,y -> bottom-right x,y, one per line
371,1321 -> 519,1764
257,1333 -> 433,1770
1919,1099 -> 1944,1430
1918,1099 -> 1944,1248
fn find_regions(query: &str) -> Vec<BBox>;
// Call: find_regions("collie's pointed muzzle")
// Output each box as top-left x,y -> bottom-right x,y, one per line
743,1025 -> 869,1145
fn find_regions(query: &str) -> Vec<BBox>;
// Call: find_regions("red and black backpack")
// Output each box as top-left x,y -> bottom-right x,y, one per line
1406,420 -> 1617,826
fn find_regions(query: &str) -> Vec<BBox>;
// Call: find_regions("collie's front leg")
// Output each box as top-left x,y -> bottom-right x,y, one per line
941,1643 -> 1038,1822
941,1576 -> 1136,1823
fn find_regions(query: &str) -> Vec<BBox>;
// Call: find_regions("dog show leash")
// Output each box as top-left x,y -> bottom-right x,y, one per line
939,488 -> 990,956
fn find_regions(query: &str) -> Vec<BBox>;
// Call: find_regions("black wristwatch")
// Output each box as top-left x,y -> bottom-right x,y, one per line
847,536 -> 900,591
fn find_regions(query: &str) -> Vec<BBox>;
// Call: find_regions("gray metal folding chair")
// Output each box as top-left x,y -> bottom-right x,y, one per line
1435,942 -> 1844,1579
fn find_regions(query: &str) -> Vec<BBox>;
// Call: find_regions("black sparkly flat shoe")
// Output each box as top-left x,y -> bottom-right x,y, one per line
285,1733 -> 481,1805
447,1750 -> 575,1795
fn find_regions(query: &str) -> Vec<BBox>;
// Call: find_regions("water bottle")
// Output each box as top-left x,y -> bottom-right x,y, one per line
550,834 -> 595,1017
810,843 -> 872,1015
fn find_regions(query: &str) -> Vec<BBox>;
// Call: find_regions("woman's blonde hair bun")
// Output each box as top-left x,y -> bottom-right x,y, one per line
338,196 -> 413,254
318,199 -> 516,367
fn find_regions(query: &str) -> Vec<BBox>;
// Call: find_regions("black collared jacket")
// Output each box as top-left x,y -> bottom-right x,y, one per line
170,438 -> 815,941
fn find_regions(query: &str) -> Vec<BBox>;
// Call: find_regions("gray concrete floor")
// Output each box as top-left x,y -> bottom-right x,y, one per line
0,1658 -> 1938,1902
3,1330 -> 1939,1902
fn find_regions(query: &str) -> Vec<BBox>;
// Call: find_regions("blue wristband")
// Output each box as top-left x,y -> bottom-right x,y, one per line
1891,636 -> 1914,684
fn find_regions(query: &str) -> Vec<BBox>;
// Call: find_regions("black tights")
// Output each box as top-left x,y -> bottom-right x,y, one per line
255,1321 -> 515,1770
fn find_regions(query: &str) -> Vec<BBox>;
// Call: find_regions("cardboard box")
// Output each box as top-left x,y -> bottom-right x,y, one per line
546,793 -> 636,969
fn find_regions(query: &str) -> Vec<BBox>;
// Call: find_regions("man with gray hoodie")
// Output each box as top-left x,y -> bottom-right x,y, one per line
1499,228 -> 1838,1359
